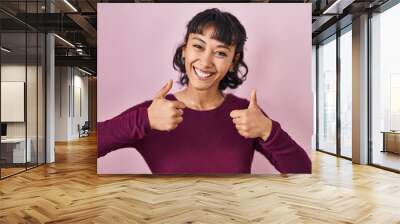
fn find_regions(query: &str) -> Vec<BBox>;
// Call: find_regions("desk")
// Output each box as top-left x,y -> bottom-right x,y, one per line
1,138 -> 31,163
381,131 -> 400,154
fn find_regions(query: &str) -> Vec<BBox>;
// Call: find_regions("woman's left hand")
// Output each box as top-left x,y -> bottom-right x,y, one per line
230,90 -> 272,141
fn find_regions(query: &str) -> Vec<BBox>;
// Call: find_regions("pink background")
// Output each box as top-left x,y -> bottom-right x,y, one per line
97,3 -> 312,174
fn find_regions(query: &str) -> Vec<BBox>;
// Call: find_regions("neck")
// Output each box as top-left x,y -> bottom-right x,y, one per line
180,85 -> 224,110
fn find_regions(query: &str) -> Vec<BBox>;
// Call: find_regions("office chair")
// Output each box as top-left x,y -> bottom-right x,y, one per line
79,121 -> 90,138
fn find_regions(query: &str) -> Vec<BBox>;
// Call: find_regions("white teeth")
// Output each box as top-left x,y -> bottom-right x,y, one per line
194,67 -> 212,78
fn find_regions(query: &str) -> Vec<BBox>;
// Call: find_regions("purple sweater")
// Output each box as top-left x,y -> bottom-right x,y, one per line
98,94 -> 311,174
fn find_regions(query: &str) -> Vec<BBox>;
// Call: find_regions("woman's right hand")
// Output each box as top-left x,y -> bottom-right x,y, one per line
147,80 -> 186,131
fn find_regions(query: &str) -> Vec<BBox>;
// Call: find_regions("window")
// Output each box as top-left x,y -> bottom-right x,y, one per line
370,2 -> 400,171
317,36 -> 337,154
339,27 -> 352,158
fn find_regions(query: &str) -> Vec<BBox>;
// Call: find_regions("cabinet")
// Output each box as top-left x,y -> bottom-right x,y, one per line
382,132 -> 400,154
0,138 -> 32,164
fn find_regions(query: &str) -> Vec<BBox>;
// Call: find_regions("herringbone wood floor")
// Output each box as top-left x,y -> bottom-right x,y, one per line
1,134 -> 400,224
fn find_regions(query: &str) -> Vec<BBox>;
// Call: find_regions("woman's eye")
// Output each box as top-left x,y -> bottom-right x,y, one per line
193,44 -> 203,49
215,51 -> 227,57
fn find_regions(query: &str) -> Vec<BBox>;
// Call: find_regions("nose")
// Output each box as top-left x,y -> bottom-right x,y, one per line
198,51 -> 213,68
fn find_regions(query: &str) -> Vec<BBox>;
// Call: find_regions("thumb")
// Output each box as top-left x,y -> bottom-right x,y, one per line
248,89 -> 257,109
155,79 -> 173,99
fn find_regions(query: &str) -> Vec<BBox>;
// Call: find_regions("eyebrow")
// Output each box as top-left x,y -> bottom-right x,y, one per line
192,36 -> 231,51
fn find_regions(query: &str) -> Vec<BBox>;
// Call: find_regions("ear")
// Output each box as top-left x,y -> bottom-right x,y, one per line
233,53 -> 240,63
181,45 -> 186,58
230,53 -> 240,70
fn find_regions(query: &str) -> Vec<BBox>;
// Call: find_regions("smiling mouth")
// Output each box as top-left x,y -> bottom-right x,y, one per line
193,67 -> 215,81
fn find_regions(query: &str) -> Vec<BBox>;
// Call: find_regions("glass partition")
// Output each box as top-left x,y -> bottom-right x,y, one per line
0,1 -> 46,179
1,31 -> 28,177
38,32 -> 45,165
371,3 -> 400,171
27,31 -> 38,169
317,35 -> 337,154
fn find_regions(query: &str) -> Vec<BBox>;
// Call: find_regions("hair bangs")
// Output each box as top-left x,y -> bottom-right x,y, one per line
187,14 -> 238,47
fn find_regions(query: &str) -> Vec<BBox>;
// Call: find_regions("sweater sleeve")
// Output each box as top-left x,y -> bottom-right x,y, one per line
97,101 -> 152,158
255,119 -> 312,174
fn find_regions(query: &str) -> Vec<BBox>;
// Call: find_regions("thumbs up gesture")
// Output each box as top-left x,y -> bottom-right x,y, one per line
148,80 -> 186,131
230,89 -> 273,141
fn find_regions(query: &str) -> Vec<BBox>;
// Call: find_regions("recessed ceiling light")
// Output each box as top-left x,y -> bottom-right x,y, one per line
1,47 -> 11,53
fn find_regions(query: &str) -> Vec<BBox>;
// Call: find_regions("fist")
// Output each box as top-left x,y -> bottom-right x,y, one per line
148,80 -> 186,131
230,89 -> 272,141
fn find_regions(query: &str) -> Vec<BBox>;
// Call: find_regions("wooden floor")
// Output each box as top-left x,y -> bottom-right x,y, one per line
0,135 -> 400,223
0,167 -> 26,178
1,162 -> 45,178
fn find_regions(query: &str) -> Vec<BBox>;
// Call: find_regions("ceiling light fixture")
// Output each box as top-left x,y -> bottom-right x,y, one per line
63,0 -> 78,12
322,0 -> 354,15
323,0 -> 342,14
54,34 -> 75,48
76,48 -> 84,55
1,47 -> 11,53
78,67 -> 93,76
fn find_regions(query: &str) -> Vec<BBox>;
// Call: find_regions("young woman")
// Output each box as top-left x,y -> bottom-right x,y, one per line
98,8 -> 311,174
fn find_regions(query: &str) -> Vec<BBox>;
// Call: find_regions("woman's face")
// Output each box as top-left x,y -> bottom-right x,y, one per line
183,26 -> 237,92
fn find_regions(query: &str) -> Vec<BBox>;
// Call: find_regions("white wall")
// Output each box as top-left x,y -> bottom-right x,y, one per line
55,67 -> 69,141
77,71 -> 89,138
55,67 -> 89,141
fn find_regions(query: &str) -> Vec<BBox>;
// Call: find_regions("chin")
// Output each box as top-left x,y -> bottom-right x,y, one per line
188,78 -> 218,91
190,82 -> 213,91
